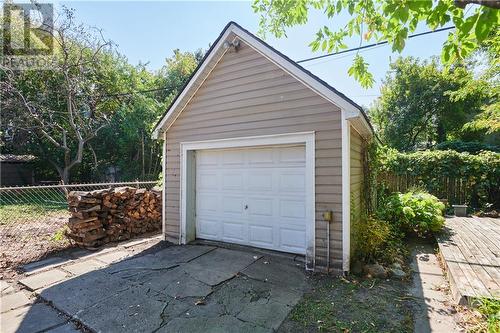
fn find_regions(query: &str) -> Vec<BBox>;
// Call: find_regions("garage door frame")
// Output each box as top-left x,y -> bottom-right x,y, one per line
179,131 -> 316,269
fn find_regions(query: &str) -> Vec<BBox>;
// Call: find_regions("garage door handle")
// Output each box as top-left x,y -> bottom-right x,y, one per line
245,205 -> 248,210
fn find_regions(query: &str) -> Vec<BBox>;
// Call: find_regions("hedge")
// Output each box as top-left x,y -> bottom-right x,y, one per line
377,149 -> 500,209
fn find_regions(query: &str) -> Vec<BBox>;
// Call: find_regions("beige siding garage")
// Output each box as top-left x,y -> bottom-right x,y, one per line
164,41 -> 343,271
349,128 -> 365,258
153,22 -> 373,273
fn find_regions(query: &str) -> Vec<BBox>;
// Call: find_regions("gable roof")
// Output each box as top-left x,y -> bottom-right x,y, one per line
152,21 -> 374,139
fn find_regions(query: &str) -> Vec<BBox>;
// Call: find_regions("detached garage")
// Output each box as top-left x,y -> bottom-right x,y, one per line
152,22 -> 374,274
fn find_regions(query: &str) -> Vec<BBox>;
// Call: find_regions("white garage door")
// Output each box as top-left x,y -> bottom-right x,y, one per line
195,145 -> 307,254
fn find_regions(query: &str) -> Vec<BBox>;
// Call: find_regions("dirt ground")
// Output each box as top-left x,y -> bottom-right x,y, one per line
0,212 -> 73,271
278,275 -> 414,333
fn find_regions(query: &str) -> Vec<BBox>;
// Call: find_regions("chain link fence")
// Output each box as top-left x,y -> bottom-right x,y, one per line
0,181 -> 158,269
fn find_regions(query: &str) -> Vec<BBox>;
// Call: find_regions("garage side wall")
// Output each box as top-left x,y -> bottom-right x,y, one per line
349,127 -> 364,260
164,40 -> 344,271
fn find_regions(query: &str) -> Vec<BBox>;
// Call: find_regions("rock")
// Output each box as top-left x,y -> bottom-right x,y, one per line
363,264 -> 387,279
390,268 -> 406,279
351,261 -> 363,276
391,262 -> 403,271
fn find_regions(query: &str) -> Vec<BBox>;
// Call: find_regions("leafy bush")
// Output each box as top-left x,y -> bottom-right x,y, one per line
354,217 -> 405,264
378,191 -> 446,236
378,148 -> 500,209
435,140 -> 499,154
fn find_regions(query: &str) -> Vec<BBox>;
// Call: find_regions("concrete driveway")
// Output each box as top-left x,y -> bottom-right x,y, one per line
2,238 -> 308,332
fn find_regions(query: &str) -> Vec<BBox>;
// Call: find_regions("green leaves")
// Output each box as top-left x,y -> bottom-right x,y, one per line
348,54 -> 375,88
475,8 -> 498,43
253,0 -> 499,89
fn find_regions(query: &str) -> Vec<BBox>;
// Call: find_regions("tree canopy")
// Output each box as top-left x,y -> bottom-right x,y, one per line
369,57 -> 492,151
1,8 -> 202,183
253,0 -> 500,88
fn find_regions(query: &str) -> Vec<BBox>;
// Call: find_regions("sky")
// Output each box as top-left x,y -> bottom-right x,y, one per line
56,1 -> 452,107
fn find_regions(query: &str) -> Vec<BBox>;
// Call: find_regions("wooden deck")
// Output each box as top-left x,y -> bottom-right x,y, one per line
437,217 -> 500,305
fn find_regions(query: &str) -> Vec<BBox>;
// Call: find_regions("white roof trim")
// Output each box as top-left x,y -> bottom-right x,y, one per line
152,22 -> 373,139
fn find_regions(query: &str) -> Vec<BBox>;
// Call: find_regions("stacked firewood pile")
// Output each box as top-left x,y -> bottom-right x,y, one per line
67,187 -> 162,247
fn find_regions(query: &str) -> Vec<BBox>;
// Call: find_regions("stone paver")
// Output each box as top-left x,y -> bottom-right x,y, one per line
76,284 -> 189,333
94,250 -> 131,264
0,303 -> 67,333
242,256 -> 307,290
409,242 -> 461,333
182,248 -> 260,285
161,315 -> 270,333
22,257 -> 69,275
63,259 -> 108,276
237,300 -> 293,330
0,279 -> 15,295
39,270 -> 131,315
19,269 -> 69,291
1,291 -> 32,313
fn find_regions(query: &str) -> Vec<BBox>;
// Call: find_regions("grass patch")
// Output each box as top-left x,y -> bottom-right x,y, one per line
0,203 -> 67,225
280,276 -> 413,333
470,298 -> 500,333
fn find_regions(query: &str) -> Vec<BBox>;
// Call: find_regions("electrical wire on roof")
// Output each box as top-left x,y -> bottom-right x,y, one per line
296,26 -> 456,64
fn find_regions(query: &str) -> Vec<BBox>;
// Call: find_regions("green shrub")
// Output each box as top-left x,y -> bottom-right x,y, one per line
435,140 -> 499,154
378,148 -> 500,209
378,191 -> 446,236
354,217 -> 405,264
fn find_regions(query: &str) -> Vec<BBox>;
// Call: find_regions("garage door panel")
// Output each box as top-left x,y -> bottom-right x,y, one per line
198,173 -> 218,190
247,197 -> 273,216
221,150 -> 244,165
249,225 -> 274,246
222,221 -> 246,241
197,194 -> 218,213
196,145 -> 307,255
221,196 -> 245,214
222,174 -> 243,189
279,173 -> 306,192
197,151 -> 218,166
280,228 -> 307,251
247,172 -> 273,191
198,218 -> 220,238
247,148 -> 274,164
279,146 -> 305,163
279,199 -> 306,219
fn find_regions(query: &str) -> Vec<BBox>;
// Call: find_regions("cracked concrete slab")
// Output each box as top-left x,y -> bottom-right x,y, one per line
9,242 -> 306,333
19,269 -> 70,291
237,300 -> 294,330
182,248 -> 260,286
94,250 -> 131,264
76,284 -> 190,333
0,303 -> 67,333
104,245 -> 214,280
160,315 -> 271,333
45,322 -> 81,333
242,256 -> 307,290
206,275 -> 303,318
152,245 -> 216,264
153,268 -> 213,299
63,258 -> 108,276
39,270 -> 132,315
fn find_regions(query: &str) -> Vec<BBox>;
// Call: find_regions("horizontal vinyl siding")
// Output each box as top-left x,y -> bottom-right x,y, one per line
350,127 -> 364,260
165,40 -> 343,271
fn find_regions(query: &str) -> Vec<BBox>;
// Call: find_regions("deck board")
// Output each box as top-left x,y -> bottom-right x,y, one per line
437,217 -> 500,304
